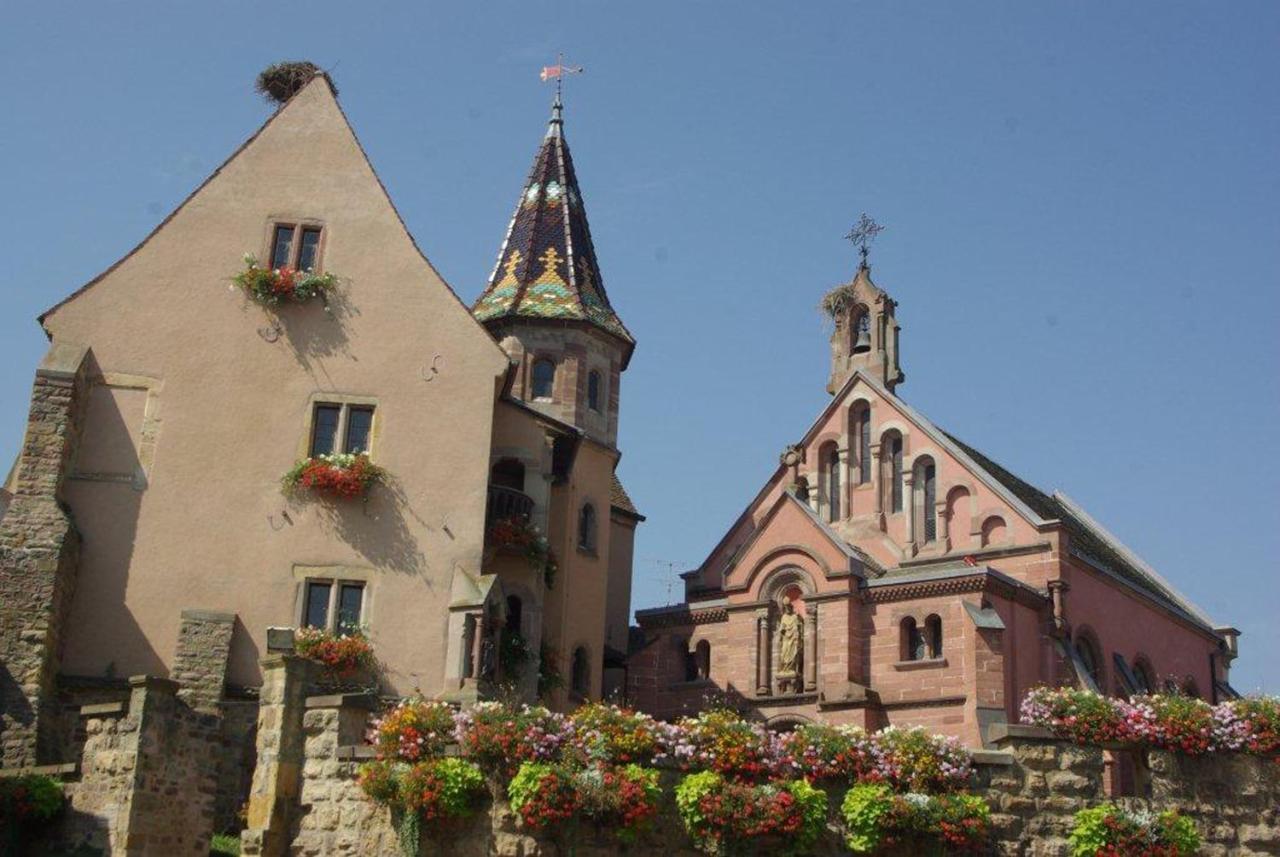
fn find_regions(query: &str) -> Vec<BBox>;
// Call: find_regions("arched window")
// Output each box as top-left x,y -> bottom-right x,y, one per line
578,503 -> 597,552
820,441 -> 841,522
900,616 -> 925,661
1075,635 -> 1102,690
531,359 -> 555,400
882,432 -> 904,513
925,614 -> 942,659
587,370 -> 602,412
1132,659 -> 1155,695
914,458 -> 937,543
490,458 -> 526,491
853,404 -> 872,485
695,640 -> 711,679
571,646 -> 590,696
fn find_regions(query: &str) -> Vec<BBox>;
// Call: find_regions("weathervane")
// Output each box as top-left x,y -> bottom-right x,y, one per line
845,213 -> 884,268
540,52 -> 584,105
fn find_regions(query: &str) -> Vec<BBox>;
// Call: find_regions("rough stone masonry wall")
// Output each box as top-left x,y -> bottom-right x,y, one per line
58,676 -> 221,856
0,343 -> 89,768
278,698 -> 1280,857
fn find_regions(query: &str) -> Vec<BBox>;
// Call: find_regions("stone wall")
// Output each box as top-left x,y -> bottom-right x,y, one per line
266,697 -> 1279,857
57,676 -> 221,856
0,343 -> 90,768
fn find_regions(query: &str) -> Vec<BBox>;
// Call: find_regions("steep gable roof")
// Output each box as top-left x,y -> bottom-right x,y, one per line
471,99 -> 634,361
610,472 -> 644,521
38,74 -> 504,364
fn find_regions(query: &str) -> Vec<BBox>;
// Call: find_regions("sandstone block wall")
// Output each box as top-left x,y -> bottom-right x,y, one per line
0,343 -> 90,768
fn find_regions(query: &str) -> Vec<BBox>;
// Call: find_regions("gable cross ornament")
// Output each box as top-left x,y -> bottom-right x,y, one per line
845,213 -> 884,268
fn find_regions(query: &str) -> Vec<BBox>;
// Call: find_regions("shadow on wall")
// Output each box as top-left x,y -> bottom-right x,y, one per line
225,616 -> 261,700
301,476 -> 428,577
59,359 -> 165,680
279,289 -> 355,371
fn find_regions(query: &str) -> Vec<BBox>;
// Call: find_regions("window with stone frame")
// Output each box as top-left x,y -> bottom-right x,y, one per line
925,614 -> 943,658
853,403 -> 872,485
270,222 -> 324,271
900,616 -> 926,661
302,579 -> 366,634
309,402 -> 375,457
882,432 -> 904,513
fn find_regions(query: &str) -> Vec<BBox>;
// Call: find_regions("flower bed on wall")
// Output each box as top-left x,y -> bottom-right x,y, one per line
294,627 -> 376,680
841,784 -> 990,854
233,254 -> 338,305
360,700 -> 992,856
1068,803 -> 1199,857
1021,687 -> 1280,756
282,452 -> 385,501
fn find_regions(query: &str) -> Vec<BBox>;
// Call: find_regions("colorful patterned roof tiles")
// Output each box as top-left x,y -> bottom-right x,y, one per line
472,98 -> 634,355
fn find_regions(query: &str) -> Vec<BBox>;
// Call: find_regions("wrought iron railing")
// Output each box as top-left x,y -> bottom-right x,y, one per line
486,484 -> 534,530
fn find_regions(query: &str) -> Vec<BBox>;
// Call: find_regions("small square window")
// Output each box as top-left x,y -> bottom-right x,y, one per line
269,222 -> 324,271
301,578 -> 367,634
309,403 -> 376,459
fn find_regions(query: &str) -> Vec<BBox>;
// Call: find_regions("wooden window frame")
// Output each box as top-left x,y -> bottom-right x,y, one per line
531,358 -> 556,401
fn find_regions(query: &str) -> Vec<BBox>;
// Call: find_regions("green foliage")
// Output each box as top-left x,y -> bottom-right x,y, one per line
674,771 -> 723,852
841,783 -> 894,853
395,809 -> 420,857
537,644 -> 564,700
507,762 -> 579,830
675,770 -> 827,856
209,833 -> 241,856
359,758 -> 484,856
1069,804 -> 1200,857
781,778 -> 828,854
0,774 -> 66,840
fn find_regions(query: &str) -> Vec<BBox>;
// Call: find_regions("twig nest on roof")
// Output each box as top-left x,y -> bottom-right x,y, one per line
820,283 -> 859,319
255,61 -> 336,103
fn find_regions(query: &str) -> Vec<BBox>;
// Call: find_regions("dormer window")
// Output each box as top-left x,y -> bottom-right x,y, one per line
270,223 -> 324,271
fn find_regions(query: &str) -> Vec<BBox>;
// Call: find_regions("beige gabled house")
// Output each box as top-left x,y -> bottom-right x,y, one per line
0,71 -> 641,778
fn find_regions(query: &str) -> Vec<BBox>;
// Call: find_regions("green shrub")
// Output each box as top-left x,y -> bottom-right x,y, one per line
840,783 -> 990,854
209,832 -> 241,856
1069,804 -> 1199,856
674,770 -> 828,855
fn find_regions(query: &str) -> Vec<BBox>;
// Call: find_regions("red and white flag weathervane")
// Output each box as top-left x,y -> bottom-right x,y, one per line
540,53 -> 583,101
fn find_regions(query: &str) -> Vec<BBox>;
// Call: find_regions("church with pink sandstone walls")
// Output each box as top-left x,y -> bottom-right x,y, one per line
0,65 -> 1243,792
628,250 -> 1243,746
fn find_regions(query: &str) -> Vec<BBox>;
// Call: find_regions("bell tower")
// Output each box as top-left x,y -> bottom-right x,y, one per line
825,216 -> 903,394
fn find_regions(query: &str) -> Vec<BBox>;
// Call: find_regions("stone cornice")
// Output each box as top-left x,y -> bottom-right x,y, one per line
635,606 -> 728,629
863,570 -> 1047,608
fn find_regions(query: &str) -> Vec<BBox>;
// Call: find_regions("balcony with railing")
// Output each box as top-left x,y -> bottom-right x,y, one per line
486,483 -> 534,530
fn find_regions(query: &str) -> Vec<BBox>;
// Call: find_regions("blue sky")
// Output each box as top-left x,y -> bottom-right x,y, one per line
1,2 -> 1276,691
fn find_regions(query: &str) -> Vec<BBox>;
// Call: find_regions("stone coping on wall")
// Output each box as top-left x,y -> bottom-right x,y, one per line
305,691 -> 379,710
0,762 -> 79,778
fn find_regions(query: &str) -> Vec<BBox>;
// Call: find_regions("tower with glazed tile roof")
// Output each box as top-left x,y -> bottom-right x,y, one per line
473,97 -> 633,448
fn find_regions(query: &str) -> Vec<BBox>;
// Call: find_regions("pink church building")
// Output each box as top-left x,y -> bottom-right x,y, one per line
629,256 -> 1241,747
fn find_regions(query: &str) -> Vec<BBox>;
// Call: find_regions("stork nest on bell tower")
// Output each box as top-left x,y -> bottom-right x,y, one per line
820,284 -> 860,320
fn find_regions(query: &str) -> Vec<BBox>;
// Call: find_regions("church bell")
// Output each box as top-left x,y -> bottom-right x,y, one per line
852,325 -> 872,354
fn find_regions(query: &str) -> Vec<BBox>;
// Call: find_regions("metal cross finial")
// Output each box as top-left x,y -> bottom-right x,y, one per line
845,213 -> 885,267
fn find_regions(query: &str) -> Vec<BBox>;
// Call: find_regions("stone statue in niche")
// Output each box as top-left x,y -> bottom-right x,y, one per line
776,600 -> 803,693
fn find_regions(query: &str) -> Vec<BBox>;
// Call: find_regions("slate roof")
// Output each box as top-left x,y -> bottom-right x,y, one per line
942,431 -> 1214,631
472,98 -> 634,357
610,473 -> 644,520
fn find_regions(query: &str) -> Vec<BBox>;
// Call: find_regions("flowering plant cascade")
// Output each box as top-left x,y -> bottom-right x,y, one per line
841,783 -> 990,854
369,699 -> 456,762
283,452 -> 385,500
487,517 -> 559,589
567,702 -> 673,766
293,626 -> 375,678
357,758 -> 487,856
674,770 -> 827,856
233,253 -> 337,305
453,702 -> 573,781
874,725 -> 974,793
781,723 -> 882,784
1067,803 -> 1199,857
1021,687 -> 1280,756
673,708 -> 786,782
0,774 -> 65,846
507,762 -> 662,843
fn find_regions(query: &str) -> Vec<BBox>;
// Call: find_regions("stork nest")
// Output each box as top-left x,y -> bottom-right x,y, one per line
255,62 -> 336,104
820,284 -> 859,319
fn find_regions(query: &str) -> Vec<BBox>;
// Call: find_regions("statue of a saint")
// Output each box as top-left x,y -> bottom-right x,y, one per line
776,601 -> 803,693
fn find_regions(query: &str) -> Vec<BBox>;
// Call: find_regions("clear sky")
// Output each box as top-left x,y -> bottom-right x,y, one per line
2,2 -> 1276,692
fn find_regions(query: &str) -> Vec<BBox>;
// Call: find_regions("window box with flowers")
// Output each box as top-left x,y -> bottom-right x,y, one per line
294,626 -> 377,685
232,253 -> 338,307
283,452 -> 386,501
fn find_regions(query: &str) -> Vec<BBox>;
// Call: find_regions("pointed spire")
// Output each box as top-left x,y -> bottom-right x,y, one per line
473,98 -> 634,360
